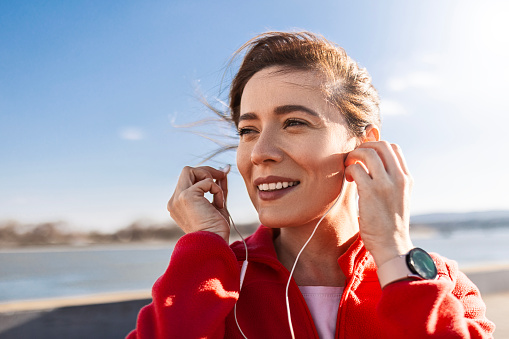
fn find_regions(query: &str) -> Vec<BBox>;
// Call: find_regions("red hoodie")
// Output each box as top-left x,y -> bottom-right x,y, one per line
128,226 -> 495,338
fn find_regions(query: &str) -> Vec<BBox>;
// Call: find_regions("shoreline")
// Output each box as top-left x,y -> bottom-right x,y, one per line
0,290 -> 151,313
0,242 -> 176,254
2,263 -> 508,310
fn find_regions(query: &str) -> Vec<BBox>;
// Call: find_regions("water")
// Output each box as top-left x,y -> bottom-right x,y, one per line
0,245 -> 175,303
412,227 -> 509,269
1,228 -> 509,303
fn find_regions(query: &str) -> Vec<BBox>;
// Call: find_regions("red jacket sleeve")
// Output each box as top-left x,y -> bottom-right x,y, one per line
127,231 -> 241,339
377,255 -> 495,338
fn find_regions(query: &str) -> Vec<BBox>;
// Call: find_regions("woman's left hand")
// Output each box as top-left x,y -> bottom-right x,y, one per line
344,141 -> 414,268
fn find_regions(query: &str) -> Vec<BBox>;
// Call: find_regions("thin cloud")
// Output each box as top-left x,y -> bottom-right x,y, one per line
387,71 -> 441,92
119,127 -> 144,141
416,53 -> 441,65
380,99 -> 407,116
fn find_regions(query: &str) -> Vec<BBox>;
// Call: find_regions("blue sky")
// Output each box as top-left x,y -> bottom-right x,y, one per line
1,0 -> 508,232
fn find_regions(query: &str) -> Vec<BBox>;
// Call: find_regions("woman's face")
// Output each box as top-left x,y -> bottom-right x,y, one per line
236,67 -> 358,228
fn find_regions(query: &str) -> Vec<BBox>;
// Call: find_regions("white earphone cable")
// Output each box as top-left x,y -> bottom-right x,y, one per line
221,164 -> 346,339
285,176 -> 346,339
220,166 -> 249,339
229,213 -> 249,339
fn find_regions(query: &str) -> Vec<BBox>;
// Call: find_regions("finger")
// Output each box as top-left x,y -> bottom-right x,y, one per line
178,166 -> 227,191
345,147 -> 386,179
191,166 -> 228,182
201,165 -> 229,178
345,162 -> 371,185
216,174 -> 228,204
356,141 -> 404,176
175,166 -> 210,191
212,187 -> 225,211
391,144 -> 410,175
193,178 -> 225,209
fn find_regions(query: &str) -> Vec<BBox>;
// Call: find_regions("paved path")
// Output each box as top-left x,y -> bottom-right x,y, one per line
484,292 -> 509,338
1,266 -> 508,338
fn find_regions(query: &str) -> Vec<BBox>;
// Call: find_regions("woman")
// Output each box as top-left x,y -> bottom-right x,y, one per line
128,32 -> 494,338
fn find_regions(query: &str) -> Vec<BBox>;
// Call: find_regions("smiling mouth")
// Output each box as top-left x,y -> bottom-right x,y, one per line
257,181 -> 300,192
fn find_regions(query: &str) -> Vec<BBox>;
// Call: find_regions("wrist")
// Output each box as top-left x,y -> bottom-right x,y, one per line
370,241 -> 414,269
377,247 -> 438,289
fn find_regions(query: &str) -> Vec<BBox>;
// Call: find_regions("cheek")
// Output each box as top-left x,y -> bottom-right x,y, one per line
306,152 -> 344,181
236,145 -> 253,188
294,141 -> 349,187
296,138 -> 343,168
236,146 -> 260,209
236,146 -> 248,177
316,132 -> 356,167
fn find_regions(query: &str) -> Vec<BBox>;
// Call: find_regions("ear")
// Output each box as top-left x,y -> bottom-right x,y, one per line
362,124 -> 380,142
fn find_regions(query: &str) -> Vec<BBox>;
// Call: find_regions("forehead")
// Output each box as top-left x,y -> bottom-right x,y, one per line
243,66 -> 324,96
241,67 -> 327,109
240,66 -> 342,122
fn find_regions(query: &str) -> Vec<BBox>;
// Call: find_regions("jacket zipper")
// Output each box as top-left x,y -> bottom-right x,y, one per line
243,256 -> 320,338
335,248 -> 369,339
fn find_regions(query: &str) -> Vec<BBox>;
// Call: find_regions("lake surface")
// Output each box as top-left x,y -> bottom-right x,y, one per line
1,228 -> 509,303
0,244 -> 175,303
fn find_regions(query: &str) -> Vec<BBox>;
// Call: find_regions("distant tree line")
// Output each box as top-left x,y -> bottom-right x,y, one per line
2,216 -> 508,248
411,218 -> 509,234
0,220 -> 260,248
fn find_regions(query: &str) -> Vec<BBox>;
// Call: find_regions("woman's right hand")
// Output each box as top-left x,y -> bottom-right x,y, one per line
168,165 -> 230,242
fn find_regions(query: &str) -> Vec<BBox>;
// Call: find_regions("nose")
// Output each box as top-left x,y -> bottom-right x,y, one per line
250,129 -> 284,165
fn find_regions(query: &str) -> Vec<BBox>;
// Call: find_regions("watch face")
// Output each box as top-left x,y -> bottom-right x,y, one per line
407,248 -> 438,280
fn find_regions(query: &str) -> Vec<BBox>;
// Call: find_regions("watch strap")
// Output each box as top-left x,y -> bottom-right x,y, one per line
377,253 -> 421,289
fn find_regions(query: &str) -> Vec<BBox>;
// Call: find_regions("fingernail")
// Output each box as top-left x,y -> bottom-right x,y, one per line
220,164 -> 231,174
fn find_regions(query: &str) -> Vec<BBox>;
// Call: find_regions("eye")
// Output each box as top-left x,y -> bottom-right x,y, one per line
237,127 -> 257,136
283,118 -> 308,128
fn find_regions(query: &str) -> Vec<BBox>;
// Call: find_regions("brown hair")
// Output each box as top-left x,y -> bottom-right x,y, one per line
229,31 -> 380,137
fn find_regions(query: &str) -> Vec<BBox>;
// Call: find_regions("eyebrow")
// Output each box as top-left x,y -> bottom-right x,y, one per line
239,105 -> 319,122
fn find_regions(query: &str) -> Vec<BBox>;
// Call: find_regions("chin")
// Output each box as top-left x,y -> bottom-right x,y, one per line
257,212 -> 288,228
257,209 -> 307,229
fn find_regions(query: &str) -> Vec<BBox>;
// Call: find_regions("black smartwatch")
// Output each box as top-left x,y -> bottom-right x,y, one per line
377,247 -> 438,288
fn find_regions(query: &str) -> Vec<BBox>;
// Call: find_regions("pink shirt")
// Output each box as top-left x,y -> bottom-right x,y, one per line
299,286 -> 344,339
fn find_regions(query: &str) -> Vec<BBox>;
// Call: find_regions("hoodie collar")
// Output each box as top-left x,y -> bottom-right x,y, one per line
230,225 -> 368,279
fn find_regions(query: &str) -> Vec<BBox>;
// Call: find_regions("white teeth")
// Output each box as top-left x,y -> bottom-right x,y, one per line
257,181 -> 299,191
